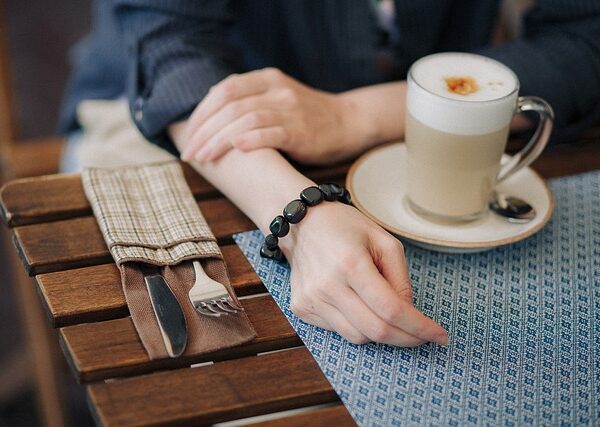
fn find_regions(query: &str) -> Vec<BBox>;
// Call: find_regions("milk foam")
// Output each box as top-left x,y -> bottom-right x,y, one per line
407,52 -> 519,135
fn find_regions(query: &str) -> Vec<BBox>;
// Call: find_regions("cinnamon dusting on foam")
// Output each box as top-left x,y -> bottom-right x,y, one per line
444,76 -> 479,96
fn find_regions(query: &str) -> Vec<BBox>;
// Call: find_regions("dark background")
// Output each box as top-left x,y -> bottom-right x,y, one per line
1,1 -> 92,426
4,0 -> 90,139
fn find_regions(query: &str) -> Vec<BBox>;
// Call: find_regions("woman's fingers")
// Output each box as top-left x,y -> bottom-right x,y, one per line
290,287 -> 368,344
192,109 -> 287,161
370,233 -> 412,296
307,301 -> 370,344
183,93 -> 275,160
318,302 -> 370,344
327,287 -> 427,346
227,127 -> 287,155
203,127 -> 287,162
348,254 -> 449,345
184,70 -> 272,140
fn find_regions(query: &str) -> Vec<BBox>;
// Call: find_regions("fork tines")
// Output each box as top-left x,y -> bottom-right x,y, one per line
188,260 -> 244,317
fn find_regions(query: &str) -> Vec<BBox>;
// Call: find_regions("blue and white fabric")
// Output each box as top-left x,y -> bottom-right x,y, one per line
233,170 -> 599,427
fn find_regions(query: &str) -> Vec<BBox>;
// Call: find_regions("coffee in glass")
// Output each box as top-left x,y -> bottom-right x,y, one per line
405,52 -> 553,221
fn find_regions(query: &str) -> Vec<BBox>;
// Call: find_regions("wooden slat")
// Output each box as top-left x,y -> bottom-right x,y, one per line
14,138 -> 600,278
248,405 -> 356,427
10,137 -> 64,178
13,197 -> 255,276
3,139 -> 599,230
530,138 -> 600,178
0,164 -> 213,227
0,162 -> 350,227
60,295 -> 301,383
88,347 -> 338,427
0,174 -> 90,226
37,244 -> 264,328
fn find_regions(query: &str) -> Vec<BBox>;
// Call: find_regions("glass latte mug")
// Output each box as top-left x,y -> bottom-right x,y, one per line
405,52 -> 554,221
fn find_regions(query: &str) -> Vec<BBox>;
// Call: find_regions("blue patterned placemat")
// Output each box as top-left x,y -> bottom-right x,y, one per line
233,171 -> 599,427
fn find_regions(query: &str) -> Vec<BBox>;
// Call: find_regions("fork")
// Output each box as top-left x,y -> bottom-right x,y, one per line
188,260 -> 244,317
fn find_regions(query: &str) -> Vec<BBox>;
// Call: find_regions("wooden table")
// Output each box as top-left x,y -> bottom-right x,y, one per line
1,140 -> 599,426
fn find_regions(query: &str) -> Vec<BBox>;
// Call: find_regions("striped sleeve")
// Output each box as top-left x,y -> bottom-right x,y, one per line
113,0 -> 240,154
477,0 -> 600,143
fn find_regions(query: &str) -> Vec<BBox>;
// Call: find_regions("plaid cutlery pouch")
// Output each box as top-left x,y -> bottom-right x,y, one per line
82,161 -> 256,359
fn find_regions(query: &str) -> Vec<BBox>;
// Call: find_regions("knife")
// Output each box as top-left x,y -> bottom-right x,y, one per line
143,267 -> 187,357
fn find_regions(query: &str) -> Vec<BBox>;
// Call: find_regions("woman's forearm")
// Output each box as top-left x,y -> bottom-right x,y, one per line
337,79 -> 530,148
168,118 -> 449,346
170,121 -> 314,234
337,81 -> 407,150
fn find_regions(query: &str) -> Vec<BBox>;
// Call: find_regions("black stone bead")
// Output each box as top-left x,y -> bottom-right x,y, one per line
265,234 -> 279,249
269,215 -> 290,237
338,188 -> 352,205
300,186 -> 324,206
260,244 -> 284,261
283,199 -> 307,224
326,182 -> 345,198
318,183 -> 337,201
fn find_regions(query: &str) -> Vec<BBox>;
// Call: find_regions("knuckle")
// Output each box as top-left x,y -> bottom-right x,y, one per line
290,289 -> 312,318
280,88 -> 298,105
274,126 -> 289,143
369,322 -> 393,342
345,332 -> 369,345
314,280 -> 337,300
263,67 -> 283,80
303,278 -> 327,299
379,300 -> 403,324
246,111 -> 269,128
384,237 -> 404,255
397,285 -> 414,301
226,100 -> 246,117
338,251 -> 362,273
230,133 -> 250,149
290,298 -> 308,318
217,79 -> 239,100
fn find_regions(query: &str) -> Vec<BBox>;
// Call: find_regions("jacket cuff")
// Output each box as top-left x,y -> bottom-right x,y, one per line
129,59 -> 234,155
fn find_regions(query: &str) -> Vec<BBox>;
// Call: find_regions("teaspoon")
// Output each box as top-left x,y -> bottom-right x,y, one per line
489,192 -> 536,223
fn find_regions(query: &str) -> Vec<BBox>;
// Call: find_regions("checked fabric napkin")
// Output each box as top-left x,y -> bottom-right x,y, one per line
82,161 -> 256,359
234,170 -> 599,426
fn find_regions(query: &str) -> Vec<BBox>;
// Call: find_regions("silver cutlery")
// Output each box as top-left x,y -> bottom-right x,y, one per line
143,266 -> 188,357
188,260 -> 244,317
489,192 -> 536,223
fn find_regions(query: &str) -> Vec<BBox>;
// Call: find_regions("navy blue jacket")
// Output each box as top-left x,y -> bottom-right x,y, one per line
59,1 -> 600,155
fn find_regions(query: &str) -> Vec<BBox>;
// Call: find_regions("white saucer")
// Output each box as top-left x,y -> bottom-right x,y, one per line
346,143 -> 554,253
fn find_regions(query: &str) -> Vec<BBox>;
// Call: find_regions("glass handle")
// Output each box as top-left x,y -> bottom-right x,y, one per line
497,96 -> 554,183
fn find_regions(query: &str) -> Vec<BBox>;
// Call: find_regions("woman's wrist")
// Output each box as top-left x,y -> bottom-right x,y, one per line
170,121 -> 321,234
261,183 -> 352,260
337,81 -> 408,151
335,92 -> 379,153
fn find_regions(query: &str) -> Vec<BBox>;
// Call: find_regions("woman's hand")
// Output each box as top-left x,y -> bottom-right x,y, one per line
180,68 -> 373,165
279,201 -> 449,346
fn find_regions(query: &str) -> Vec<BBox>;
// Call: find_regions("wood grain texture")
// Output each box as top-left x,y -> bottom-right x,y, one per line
12,139 -> 600,278
13,197 -> 255,276
9,137 -> 64,178
530,138 -> 600,178
1,140 -> 598,228
61,295 -> 301,383
0,173 -> 89,226
88,347 -> 338,427
37,244 -> 264,327
0,161 -> 350,227
247,405 -> 356,427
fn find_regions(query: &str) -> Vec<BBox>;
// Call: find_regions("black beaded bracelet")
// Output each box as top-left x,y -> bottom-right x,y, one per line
260,183 -> 352,261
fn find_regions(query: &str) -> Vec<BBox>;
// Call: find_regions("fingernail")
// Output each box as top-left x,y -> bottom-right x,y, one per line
435,330 -> 450,346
